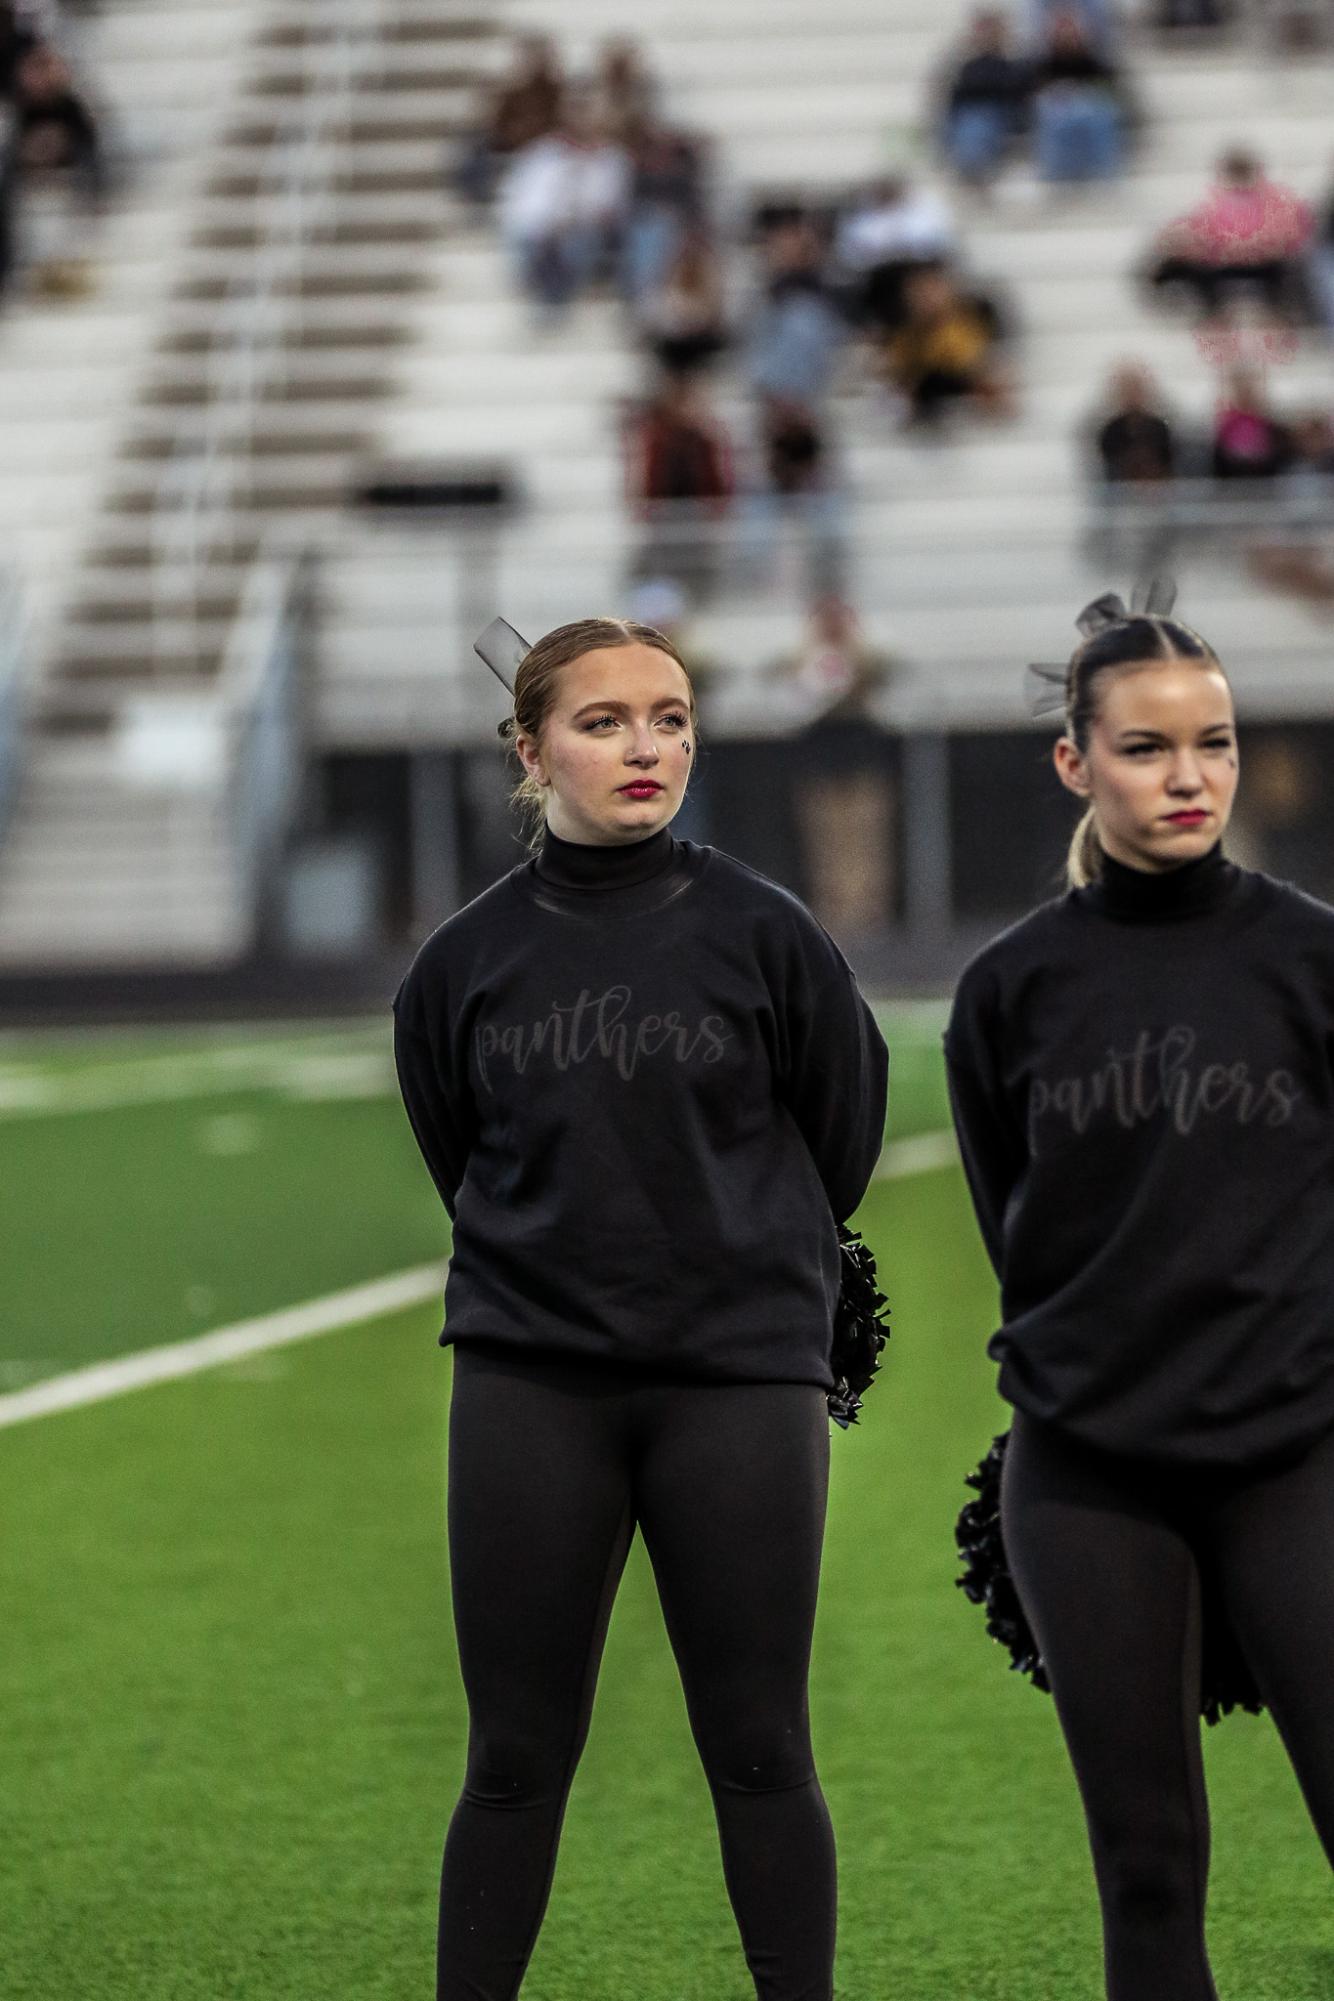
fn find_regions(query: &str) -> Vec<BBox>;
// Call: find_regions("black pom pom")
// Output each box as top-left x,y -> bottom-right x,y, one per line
828,1226 -> 890,1430
954,1430 -> 1051,1689
955,1429 -> 1267,1725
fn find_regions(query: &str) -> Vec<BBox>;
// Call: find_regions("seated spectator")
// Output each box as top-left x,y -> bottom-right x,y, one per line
636,222 -> 729,376
834,175 -> 957,331
1148,149 -> 1315,324
628,374 -> 733,504
12,39 -> 102,197
496,94 -> 630,323
1094,363 -> 1178,484
455,34 -> 564,209
7,37 -> 105,298
1211,366 -> 1294,481
880,262 -> 1013,428
588,36 -> 658,145
1031,8 -> 1128,183
937,10 -> 1033,189
620,118 -> 709,305
624,374 -> 735,599
744,214 -> 848,409
767,598 -> 900,937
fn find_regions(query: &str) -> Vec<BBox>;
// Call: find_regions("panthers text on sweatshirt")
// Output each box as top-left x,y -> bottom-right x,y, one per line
394,827 -> 889,1387
945,845 -> 1334,1466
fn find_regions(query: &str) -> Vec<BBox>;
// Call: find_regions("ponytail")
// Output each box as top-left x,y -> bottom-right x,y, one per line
1066,807 -> 1102,889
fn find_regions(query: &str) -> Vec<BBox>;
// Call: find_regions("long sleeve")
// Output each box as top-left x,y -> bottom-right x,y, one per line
778,929 -> 889,1223
943,989 -> 1027,1277
392,1009 -> 478,1223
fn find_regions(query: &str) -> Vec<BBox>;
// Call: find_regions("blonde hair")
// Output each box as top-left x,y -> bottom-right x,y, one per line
500,616 -> 697,836
1060,614 -> 1224,888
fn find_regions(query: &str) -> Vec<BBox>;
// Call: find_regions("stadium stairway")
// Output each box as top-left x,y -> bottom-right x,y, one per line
0,0 -> 505,967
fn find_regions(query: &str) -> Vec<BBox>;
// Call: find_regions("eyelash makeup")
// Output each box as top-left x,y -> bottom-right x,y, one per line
582,713 -> 689,732
1123,739 -> 1234,756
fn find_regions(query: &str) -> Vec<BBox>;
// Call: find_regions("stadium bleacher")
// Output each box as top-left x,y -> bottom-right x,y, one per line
0,0 -> 1331,970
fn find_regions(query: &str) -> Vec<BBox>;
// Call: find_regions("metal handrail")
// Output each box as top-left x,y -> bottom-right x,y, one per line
152,0 -> 385,669
219,550 -> 308,935
0,572 -> 28,850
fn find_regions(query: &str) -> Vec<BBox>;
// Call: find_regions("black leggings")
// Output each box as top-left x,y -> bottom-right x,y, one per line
439,1346 -> 834,2001
1002,1409 -> 1334,2001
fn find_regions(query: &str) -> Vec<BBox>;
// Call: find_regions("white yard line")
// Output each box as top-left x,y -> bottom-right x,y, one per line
0,1052 -> 396,1117
0,1267 -> 443,1431
0,1130 -> 958,1433
874,1129 -> 957,1178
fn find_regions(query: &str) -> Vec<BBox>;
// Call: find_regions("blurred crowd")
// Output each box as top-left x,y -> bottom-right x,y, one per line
0,0 -> 106,302
451,32 -> 1025,608
927,8 -> 1334,609
446,5 -> 1334,919
453,10 -> 1333,595
1088,138 -> 1334,604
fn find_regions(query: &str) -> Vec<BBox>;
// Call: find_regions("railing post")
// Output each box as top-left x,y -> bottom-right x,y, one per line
0,572 -> 27,850
900,728 -> 953,947
410,750 -> 462,934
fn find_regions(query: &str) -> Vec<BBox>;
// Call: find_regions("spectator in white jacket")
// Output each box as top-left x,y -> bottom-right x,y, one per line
497,93 -> 631,322
834,175 -> 958,332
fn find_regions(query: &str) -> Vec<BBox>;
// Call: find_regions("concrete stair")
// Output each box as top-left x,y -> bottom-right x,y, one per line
0,738 -> 246,968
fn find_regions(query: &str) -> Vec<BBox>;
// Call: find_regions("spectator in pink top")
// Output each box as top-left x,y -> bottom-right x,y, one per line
1148,148 -> 1315,323
1211,367 -> 1294,482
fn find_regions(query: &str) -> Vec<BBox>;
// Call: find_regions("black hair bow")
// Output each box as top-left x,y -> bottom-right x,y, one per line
1027,572 -> 1181,717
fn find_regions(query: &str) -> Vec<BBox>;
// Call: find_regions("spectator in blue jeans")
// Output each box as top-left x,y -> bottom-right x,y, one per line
1032,8 -> 1127,182
744,215 -> 847,408
939,9 -> 1033,187
620,120 -> 708,306
497,95 -> 630,322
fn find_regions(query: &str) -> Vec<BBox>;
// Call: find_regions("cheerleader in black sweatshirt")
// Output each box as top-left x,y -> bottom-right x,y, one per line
394,616 -> 888,2001
946,593 -> 1334,2000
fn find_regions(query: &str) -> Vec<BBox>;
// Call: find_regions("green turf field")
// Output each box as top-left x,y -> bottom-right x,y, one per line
2,1011 -> 1329,1999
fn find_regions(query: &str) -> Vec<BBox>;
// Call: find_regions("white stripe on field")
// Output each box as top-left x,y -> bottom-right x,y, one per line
0,1266 -> 443,1431
0,1052 -> 396,1119
0,1130 -> 958,1433
874,1129 -> 957,1178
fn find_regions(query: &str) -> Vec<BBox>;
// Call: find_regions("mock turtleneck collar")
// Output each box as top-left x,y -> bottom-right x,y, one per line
1082,842 -> 1239,922
535,824 -> 677,892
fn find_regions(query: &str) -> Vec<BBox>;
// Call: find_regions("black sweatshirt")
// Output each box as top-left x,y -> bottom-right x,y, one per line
393,828 -> 889,1387
945,846 -> 1334,1467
